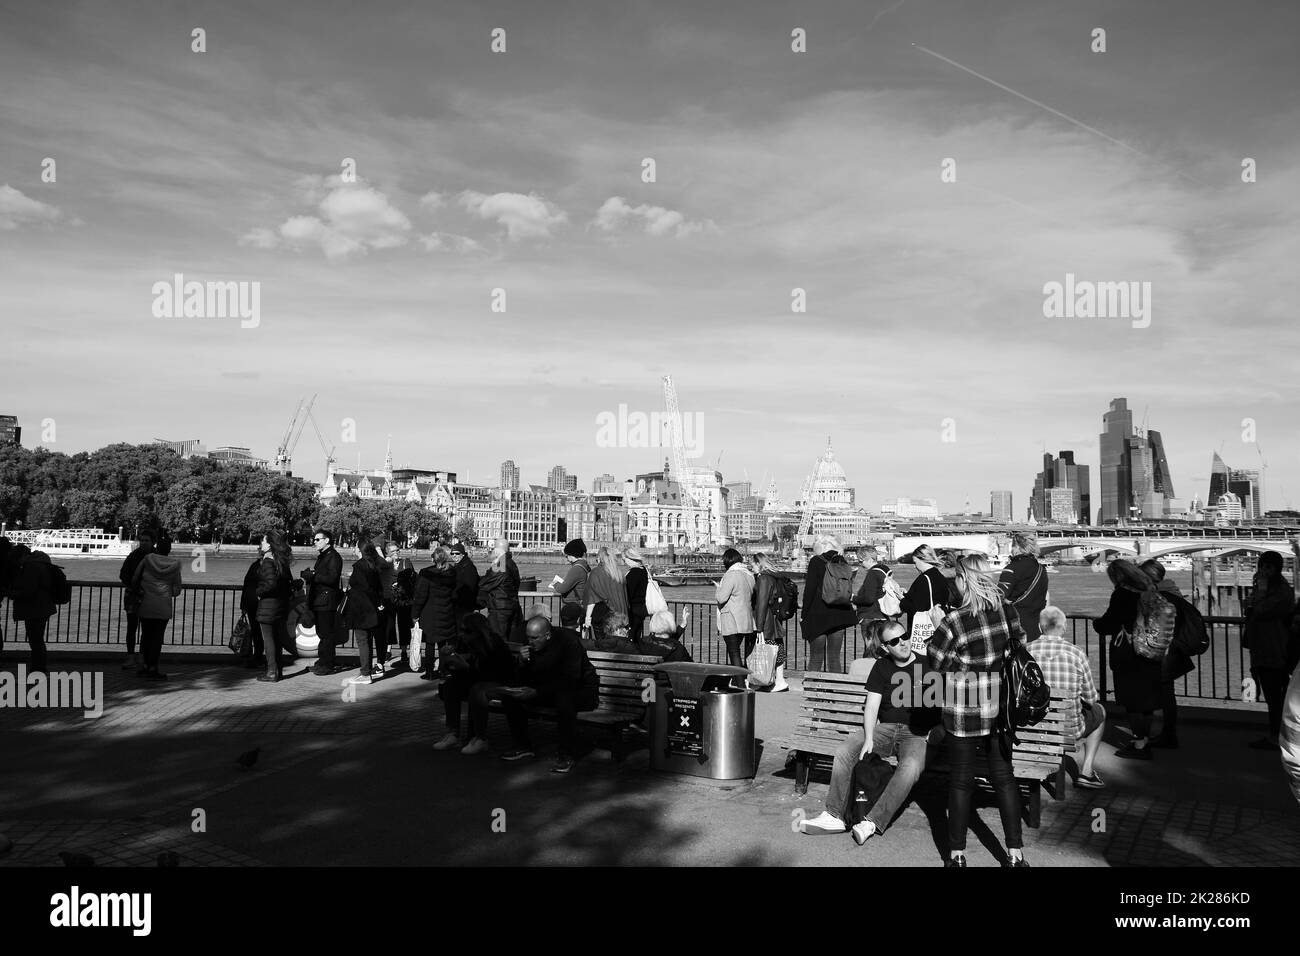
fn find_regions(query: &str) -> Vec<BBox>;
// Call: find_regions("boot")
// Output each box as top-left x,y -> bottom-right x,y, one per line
771,665 -> 790,693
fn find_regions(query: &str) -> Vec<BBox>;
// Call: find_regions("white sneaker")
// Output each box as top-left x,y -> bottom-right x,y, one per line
460,737 -> 489,756
432,733 -> 462,751
799,811 -> 846,835
852,821 -> 877,846
342,673 -> 372,686
772,680 -> 790,693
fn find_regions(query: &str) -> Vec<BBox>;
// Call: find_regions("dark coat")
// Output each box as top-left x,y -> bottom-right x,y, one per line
413,565 -> 458,646
478,567 -> 522,642
1094,586 -> 1163,713
801,551 -> 859,640
625,566 -> 649,620
305,547 -> 343,611
519,626 -> 599,698
255,555 -> 292,624
343,558 -> 382,631
1245,579 -> 1296,671
853,564 -> 891,623
132,553 -> 183,620
240,559 -> 261,617
999,554 -> 1049,641
899,567 -> 952,636
11,553 -> 56,621
452,556 -> 480,615
753,569 -> 777,633
119,545 -> 153,612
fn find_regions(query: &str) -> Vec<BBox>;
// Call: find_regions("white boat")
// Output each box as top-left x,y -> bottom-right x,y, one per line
3,528 -> 136,558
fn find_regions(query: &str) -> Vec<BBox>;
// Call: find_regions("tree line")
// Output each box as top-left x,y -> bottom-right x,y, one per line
0,443 -> 477,547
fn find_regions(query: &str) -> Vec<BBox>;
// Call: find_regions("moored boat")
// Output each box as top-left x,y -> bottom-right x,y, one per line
2,528 -> 136,558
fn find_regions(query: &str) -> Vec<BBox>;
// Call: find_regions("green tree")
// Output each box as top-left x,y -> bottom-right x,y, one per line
65,489 -> 117,528
26,490 -> 64,527
454,516 -> 479,547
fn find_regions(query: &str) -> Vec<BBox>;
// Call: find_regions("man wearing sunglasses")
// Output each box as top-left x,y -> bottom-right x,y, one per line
302,529 -> 344,675
800,619 -> 940,845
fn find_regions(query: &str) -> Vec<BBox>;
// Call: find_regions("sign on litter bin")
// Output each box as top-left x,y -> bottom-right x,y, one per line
665,696 -> 703,759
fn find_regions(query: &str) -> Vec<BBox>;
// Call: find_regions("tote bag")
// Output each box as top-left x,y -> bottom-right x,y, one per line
644,577 -> 669,616
909,574 -> 945,654
747,634 -> 778,687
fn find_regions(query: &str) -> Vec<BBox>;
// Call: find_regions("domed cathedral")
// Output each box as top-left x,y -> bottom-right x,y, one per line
804,438 -> 855,511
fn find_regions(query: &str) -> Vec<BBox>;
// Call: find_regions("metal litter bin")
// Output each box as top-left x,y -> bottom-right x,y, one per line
651,662 -> 756,782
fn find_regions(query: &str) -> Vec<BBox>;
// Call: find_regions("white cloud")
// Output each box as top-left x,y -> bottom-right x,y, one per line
0,184 -> 63,229
419,191 -> 445,210
418,231 -> 485,253
244,179 -> 412,259
593,196 -> 714,238
458,190 -> 566,241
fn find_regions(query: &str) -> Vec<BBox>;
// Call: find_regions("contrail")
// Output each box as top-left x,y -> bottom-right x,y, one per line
866,0 -> 910,34
913,43 -> 1208,187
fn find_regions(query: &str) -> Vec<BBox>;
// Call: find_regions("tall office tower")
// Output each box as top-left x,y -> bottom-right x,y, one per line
547,465 -> 569,492
990,490 -> 1013,522
1228,468 -> 1261,520
1099,398 -> 1134,523
500,459 -> 520,491
1031,451 -> 1091,525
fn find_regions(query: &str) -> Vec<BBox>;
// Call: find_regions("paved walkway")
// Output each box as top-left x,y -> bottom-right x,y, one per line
1,656 -> 1296,867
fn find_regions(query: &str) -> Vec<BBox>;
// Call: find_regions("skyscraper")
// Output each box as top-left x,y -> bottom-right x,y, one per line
1209,452 -> 1231,505
0,415 -> 21,447
1099,399 -> 1134,523
500,459 -> 520,491
1229,468 -> 1261,520
1031,451 -> 1090,525
548,465 -> 576,493
990,490 -> 1013,522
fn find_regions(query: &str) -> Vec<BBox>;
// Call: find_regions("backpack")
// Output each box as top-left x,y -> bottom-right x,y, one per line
876,568 -> 904,617
767,573 -> 799,622
1167,593 -> 1209,657
50,565 -> 72,605
1131,593 -> 1176,661
1002,634 -> 1050,731
844,753 -> 896,827
820,558 -> 855,608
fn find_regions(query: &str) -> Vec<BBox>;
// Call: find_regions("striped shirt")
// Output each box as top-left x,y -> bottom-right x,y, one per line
1028,635 -> 1098,737
928,603 -> 1024,737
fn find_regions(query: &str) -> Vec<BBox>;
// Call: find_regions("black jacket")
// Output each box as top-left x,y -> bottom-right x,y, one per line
519,627 -> 599,698
452,556 -> 480,614
240,559 -> 261,617
119,545 -> 153,611
801,552 -> 859,640
899,567 -> 952,636
413,565 -> 458,645
305,547 -> 343,611
625,566 -> 649,620
478,567 -> 521,642
255,555 -> 292,624
853,564 -> 891,623
11,554 -> 56,621
999,555 -> 1049,640
343,557 -> 383,631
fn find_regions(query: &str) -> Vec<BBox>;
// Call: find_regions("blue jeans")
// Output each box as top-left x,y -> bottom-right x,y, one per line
824,723 -> 929,833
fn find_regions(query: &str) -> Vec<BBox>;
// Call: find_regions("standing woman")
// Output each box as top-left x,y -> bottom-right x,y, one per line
929,555 -> 1028,867
1243,551 -> 1295,750
1093,560 -> 1166,759
385,542 -> 417,672
132,536 -> 183,681
899,544 -> 953,643
478,545 -> 522,644
10,547 -> 56,674
752,553 -> 790,692
801,534 -> 858,673
716,548 -> 756,668
239,551 -> 266,668
343,541 -> 385,685
412,546 -> 458,678
623,549 -> 650,642
254,530 -> 294,682
118,531 -> 154,671
585,546 -> 628,636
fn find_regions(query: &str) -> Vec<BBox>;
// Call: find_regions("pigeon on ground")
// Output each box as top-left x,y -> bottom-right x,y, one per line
58,851 -> 95,867
157,851 -> 179,867
235,747 -> 261,770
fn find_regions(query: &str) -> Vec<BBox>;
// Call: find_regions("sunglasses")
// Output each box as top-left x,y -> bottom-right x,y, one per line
882,635 -> 907,647
313,536 -> 325,542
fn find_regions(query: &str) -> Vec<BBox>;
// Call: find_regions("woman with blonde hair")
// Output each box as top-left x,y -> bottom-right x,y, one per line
752,552 -> 791,691
585,545 -> 628,635
929,555 -> 1029,867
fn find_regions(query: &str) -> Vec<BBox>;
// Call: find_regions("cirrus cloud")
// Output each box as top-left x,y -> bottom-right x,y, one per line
0,184 -> 64,229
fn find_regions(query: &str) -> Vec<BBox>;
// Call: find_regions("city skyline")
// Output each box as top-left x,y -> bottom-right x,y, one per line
2,1 -> 1296,513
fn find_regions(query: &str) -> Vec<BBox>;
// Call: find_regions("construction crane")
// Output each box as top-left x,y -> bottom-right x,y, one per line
663,375 -> 704,549
796,470 -> 816,541
274,394 -> 316,476
307,404 -> 336,484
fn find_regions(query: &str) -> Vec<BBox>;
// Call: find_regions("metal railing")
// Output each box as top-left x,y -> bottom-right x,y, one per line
2,582 -> 1261,708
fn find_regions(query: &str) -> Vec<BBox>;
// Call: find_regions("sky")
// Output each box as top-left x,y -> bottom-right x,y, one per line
2,0 -> 1297,515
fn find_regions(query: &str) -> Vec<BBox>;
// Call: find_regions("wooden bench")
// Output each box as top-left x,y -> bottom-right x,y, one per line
487,650 -> 661,760
780,672 -> 1076,828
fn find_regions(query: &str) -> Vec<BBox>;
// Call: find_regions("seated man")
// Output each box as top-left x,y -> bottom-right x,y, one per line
800,619 -> 940,845
584,611 -> 642,655
472,614 -> 600,774
1030,605 -> 1106,788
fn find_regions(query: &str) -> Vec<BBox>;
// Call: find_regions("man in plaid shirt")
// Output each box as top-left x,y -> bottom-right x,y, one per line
1029,606 -> 1106,788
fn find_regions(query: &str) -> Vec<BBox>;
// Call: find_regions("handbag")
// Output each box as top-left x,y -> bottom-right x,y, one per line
409,622 -> 424,670
909,574 -> 941,654
746,634 -> 778,687
644,577 -> 669,616
228,613 -> 252,657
